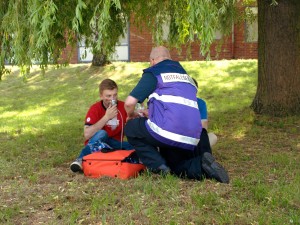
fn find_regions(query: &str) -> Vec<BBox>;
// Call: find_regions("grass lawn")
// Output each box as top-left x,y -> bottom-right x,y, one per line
0,60 -> 299,224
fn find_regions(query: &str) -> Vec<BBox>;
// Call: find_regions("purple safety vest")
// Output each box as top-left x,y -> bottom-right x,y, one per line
144,60 -> 202,150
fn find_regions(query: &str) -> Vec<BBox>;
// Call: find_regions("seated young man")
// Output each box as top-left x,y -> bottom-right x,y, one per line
70,79 -> 132,173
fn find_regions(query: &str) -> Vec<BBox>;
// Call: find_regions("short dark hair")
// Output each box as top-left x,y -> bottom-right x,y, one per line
99,79 -> 118,94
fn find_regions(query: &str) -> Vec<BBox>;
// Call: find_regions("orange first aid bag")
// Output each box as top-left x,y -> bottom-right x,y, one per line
82,150 -> 145,179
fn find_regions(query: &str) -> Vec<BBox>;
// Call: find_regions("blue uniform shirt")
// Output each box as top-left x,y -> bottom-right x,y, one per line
197,98 -> 207,120
129,72 -> 157,103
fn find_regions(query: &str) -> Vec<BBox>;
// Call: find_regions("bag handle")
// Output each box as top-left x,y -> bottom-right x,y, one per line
101,148 -> 118,153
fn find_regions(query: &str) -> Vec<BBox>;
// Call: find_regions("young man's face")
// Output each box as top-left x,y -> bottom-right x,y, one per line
100,88 -> 118,108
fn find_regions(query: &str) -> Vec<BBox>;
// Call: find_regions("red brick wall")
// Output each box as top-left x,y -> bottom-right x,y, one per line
232,3 -> 258,59
62,16 -> 258,63
129,25 -> 153,62
60,43 -> 78,64
129,23 -> 235,62
128,5 -> 257,62
233,23 -> 258,59
129,23 -> 257,62
143,37 -> 234,62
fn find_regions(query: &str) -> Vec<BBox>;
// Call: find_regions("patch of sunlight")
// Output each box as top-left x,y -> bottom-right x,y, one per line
0,111 -> 19,119
44,118 -> 62,126
0,124 -> 27,137
3,65 -> 20,74
232,129 -> 247,139
21,126 -> 41,135
0,125 -> 14,133
23,108 -> 44,117
75,86 -> 83,90
217,80 -> 237,89
207,76 -> 246,91
215,60 -> 240,67
16,110 -> 47,120
1,126 -> 43,137
105,62 -> 146,81
209,70 -> 229,77
1,100 -> 66,120
68,63 -> 90,68
1,118 -> 62,137
26,84 -> 45,91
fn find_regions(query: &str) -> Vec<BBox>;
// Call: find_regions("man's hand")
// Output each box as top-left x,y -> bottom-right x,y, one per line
84,104 -> 118,140
126,111 -> 140,121
105,104 -> 118,120
138,108 -> 148,118
125,95 -> 138,120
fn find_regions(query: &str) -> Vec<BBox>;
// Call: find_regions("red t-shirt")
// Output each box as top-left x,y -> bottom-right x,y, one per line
84,100 -> 127,145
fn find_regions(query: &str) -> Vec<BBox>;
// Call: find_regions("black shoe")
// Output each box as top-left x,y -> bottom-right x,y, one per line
201,152 -> 229,183
152,164 -> 171,176
70,158 -> 83,173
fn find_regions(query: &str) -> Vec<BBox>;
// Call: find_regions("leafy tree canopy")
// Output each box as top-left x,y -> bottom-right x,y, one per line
0,0 -> 276,79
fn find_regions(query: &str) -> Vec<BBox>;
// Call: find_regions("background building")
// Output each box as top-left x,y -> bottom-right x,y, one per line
62,6 -> 258,63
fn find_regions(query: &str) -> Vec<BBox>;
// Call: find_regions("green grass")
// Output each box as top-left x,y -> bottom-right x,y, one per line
0,60 -> 299,224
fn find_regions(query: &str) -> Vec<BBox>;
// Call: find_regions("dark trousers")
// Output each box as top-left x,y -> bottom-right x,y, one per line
125,117 -> 212,180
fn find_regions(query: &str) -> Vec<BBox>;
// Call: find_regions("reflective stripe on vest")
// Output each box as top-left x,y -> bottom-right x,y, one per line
149,93 -> 198,109
146,119 -> 200,146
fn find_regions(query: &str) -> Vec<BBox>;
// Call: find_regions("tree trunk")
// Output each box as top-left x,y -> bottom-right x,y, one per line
92,51 -> 111,67
251,0 -> 300,116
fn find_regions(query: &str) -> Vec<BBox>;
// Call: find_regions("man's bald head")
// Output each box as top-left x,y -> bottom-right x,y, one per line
149,46 -> 171,65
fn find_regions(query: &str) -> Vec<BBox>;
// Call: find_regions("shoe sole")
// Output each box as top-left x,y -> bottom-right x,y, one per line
202,152 -> 229,183
70,162 -> 82,173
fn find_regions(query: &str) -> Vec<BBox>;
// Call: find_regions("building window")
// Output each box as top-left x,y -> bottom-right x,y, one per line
245,7 -> 258,42
162,21 -> 223,41
78,39 -> 93,62
78,26 -> 129,62
111,28 -> 129,61
162,22 -> 170,41
215,30 -> 223,40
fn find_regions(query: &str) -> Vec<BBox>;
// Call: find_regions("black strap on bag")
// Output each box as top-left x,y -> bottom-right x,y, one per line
100,149 -> 141,164
101,148 -> 117,153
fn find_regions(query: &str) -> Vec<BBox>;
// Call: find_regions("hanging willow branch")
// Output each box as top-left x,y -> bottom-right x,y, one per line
0,0 -> 246,79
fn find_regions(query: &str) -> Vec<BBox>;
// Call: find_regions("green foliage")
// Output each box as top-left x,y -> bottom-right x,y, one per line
89,0 -> 127,55
124,0 -> 239,58
0,0 -> 78,77
0,0 -> 241,76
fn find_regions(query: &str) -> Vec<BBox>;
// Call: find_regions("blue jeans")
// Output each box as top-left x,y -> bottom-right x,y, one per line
78,130 -> 133,159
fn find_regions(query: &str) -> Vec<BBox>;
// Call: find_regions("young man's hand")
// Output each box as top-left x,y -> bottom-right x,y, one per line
105,104 -> 118,120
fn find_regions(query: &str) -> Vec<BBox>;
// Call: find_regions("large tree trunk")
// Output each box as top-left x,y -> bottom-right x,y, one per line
92,51 -> 110,66
251,0 -> 300,116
